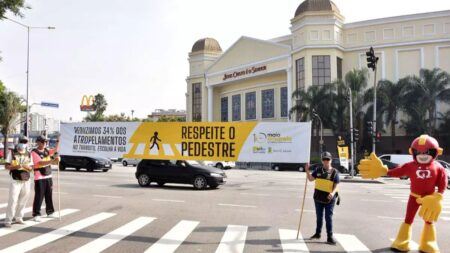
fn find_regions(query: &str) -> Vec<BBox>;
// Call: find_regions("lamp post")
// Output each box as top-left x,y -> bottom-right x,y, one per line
312,109 -> 323,155
5,17 -> 55,137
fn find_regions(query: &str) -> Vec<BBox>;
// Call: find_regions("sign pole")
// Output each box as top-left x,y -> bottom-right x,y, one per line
296,175 -> 308,240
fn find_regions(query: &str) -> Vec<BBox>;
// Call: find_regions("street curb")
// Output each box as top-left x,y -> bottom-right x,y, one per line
340,176 -> 384,184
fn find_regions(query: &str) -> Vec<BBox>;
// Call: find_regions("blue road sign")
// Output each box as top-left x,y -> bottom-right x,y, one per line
41,102 -> 59,108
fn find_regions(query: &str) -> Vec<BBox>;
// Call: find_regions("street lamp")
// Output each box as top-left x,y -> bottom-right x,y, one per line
5,17 -> 55,137
312,109 -> 323,155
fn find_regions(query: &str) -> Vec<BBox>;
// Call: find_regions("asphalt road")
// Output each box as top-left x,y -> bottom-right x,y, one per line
0,164 -> 449,253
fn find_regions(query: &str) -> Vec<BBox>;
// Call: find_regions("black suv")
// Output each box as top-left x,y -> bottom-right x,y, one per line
135,159 -> 226,190
59,155 -> 112,172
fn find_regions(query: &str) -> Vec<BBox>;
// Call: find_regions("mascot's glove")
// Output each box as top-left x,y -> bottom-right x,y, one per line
417,192 -> 443,223
358,152 -> 388,179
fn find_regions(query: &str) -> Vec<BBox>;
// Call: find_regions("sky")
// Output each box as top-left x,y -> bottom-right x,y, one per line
1,0 -> 449,122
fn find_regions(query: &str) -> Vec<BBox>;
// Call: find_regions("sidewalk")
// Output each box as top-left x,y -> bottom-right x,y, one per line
339,175 -> 384,184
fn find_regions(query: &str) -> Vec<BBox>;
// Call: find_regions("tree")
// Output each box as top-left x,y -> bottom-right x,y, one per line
0,0 -> 30,19
157,115 -> 186,122
402,68 -> 450,136
83,93 -> 108,122
0,89 -> 24,155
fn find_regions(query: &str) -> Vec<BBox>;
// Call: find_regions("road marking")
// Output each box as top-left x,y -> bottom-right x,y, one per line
361,199 -> 393,203
0,188 -> 8,191
377,216 -> 404,220
215,225 -> 247,253
0,212 -> 116,253
441,217 -> 450,221
93,194 -> 123,199
391,197 -> 409,199
390,238 -> 418,250
0,209 -> 79,238
279,229 -> 309,252
71,216 -> 155,253
0,207 -> 33,220
144,220 -> 199,253
335,233 -> 372,252
442,211 -> 450,214
152,199 -> 185,203
218,204 -> 256,208
0,203 -> 7,209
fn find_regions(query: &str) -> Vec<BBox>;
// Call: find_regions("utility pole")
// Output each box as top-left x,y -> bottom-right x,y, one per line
348,87 -> 355,177
366,47 -> 379,153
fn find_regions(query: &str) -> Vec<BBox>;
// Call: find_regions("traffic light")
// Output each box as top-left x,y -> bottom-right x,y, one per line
367,121 -> 373,136
366,47 -> 379,71
353,128 -> 359,142
376,131 -> 381,142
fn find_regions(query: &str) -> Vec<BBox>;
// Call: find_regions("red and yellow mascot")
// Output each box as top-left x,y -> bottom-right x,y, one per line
359,135 -> 448,253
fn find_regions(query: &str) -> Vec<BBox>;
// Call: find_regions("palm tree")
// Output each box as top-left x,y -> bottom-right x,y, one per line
364,78 -> 409,151
405,68 -> 450,135
0,90 -> 25,155
84,93 -> 108,122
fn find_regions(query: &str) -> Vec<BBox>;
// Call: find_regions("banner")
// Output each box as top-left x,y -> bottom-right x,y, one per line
60,122 -> 311,163
337,146 -> 349,171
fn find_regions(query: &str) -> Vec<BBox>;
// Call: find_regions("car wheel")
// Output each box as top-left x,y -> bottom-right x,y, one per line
102,169 -> 108,172
138,174 -> 150,187
122,161 -> 128,166
59,163 -> 66,171
273,165 -> 280,171
157,182 -> 165,187
193,175 -> 207,190
215,163 -> 223,170
298,166 -> 305,172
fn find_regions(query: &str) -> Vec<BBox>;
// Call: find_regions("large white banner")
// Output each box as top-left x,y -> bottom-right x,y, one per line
60,122 -> 311,163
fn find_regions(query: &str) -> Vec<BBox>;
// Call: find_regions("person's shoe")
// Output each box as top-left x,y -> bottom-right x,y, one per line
33,216 -> 41,222
309,233 -> 321,239
14,218 -> 25,225
47,213 -> 57,218
327,236 -> 337,245
4,222 -> 12,228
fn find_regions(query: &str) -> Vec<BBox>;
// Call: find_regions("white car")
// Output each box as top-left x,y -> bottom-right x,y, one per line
201,161 -> 235,170
122,158 -> 141,167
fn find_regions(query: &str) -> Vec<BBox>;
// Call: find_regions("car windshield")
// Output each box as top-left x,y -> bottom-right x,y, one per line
185,160 -> 201,166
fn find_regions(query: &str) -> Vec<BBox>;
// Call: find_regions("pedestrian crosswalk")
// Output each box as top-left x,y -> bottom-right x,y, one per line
0,201 -> 445,252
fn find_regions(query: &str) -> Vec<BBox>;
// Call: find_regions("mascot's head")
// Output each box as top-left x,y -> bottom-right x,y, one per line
409,135 -> 443,164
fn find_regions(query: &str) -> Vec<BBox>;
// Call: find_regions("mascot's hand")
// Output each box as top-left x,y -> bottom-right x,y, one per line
358,152 -> 388,179
417,192 -> 443,222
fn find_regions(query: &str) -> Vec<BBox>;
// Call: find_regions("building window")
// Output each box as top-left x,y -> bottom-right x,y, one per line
337,57 -> 343,80
312,55 -> 331,86
280,87 -> 288,117
245,92 -> 256,120
221,97 -> 228,122
261,89 -> 274,118
192,83 -> 202,122
296,58 -> 305,90
232,94 -> 241,121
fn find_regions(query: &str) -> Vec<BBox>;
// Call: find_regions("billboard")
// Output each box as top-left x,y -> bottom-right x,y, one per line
60,122 -> 312,163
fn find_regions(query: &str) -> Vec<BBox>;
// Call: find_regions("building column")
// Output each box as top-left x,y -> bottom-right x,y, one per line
287,56 -> 293,122
207,85 -> 213,122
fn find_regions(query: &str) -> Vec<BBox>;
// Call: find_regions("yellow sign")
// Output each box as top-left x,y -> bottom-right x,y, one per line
80,95 -> 95,112
337,146 -> 349,159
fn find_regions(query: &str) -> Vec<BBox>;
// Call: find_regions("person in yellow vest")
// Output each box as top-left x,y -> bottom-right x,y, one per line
305,151 -> 340,245
3,136 -> 34,227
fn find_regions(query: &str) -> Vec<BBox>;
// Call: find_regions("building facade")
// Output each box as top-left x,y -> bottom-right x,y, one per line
186,0 -> 450,131
147,109 -> 187,122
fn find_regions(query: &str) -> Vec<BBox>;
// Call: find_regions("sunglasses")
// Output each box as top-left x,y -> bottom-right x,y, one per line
322,158 -> 331,161
412,149 -> 437,157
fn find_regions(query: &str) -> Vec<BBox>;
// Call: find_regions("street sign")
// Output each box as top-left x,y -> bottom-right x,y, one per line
41,102 -> 59,108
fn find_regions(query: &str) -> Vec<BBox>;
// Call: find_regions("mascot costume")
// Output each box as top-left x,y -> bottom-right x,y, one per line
359,135 -> 448,253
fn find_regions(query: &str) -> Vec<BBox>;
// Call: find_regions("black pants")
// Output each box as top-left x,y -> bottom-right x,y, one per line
32,178 -> 54,216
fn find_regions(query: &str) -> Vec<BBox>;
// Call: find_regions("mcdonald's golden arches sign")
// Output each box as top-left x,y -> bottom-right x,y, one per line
80,95 -> 95,112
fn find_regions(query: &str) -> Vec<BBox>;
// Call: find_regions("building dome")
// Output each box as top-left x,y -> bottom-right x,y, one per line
191,38 -> 222,53
294,0 -> 340,17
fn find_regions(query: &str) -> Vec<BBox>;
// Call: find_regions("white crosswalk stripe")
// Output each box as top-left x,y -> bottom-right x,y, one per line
144,220 -> 199,253
0,212 -> 116,253
71,216 -> 155,253
0,203 -> 6,209
215,225 -> 248,253
390,238 -> 419,251
335,233 -> 372,252
0,207 -> 32,220
0,209 -> 79,238
279,229 -> 309,252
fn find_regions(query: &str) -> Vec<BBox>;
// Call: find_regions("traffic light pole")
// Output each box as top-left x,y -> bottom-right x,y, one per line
372,68 -> 377,154
348,87 -> 355,177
